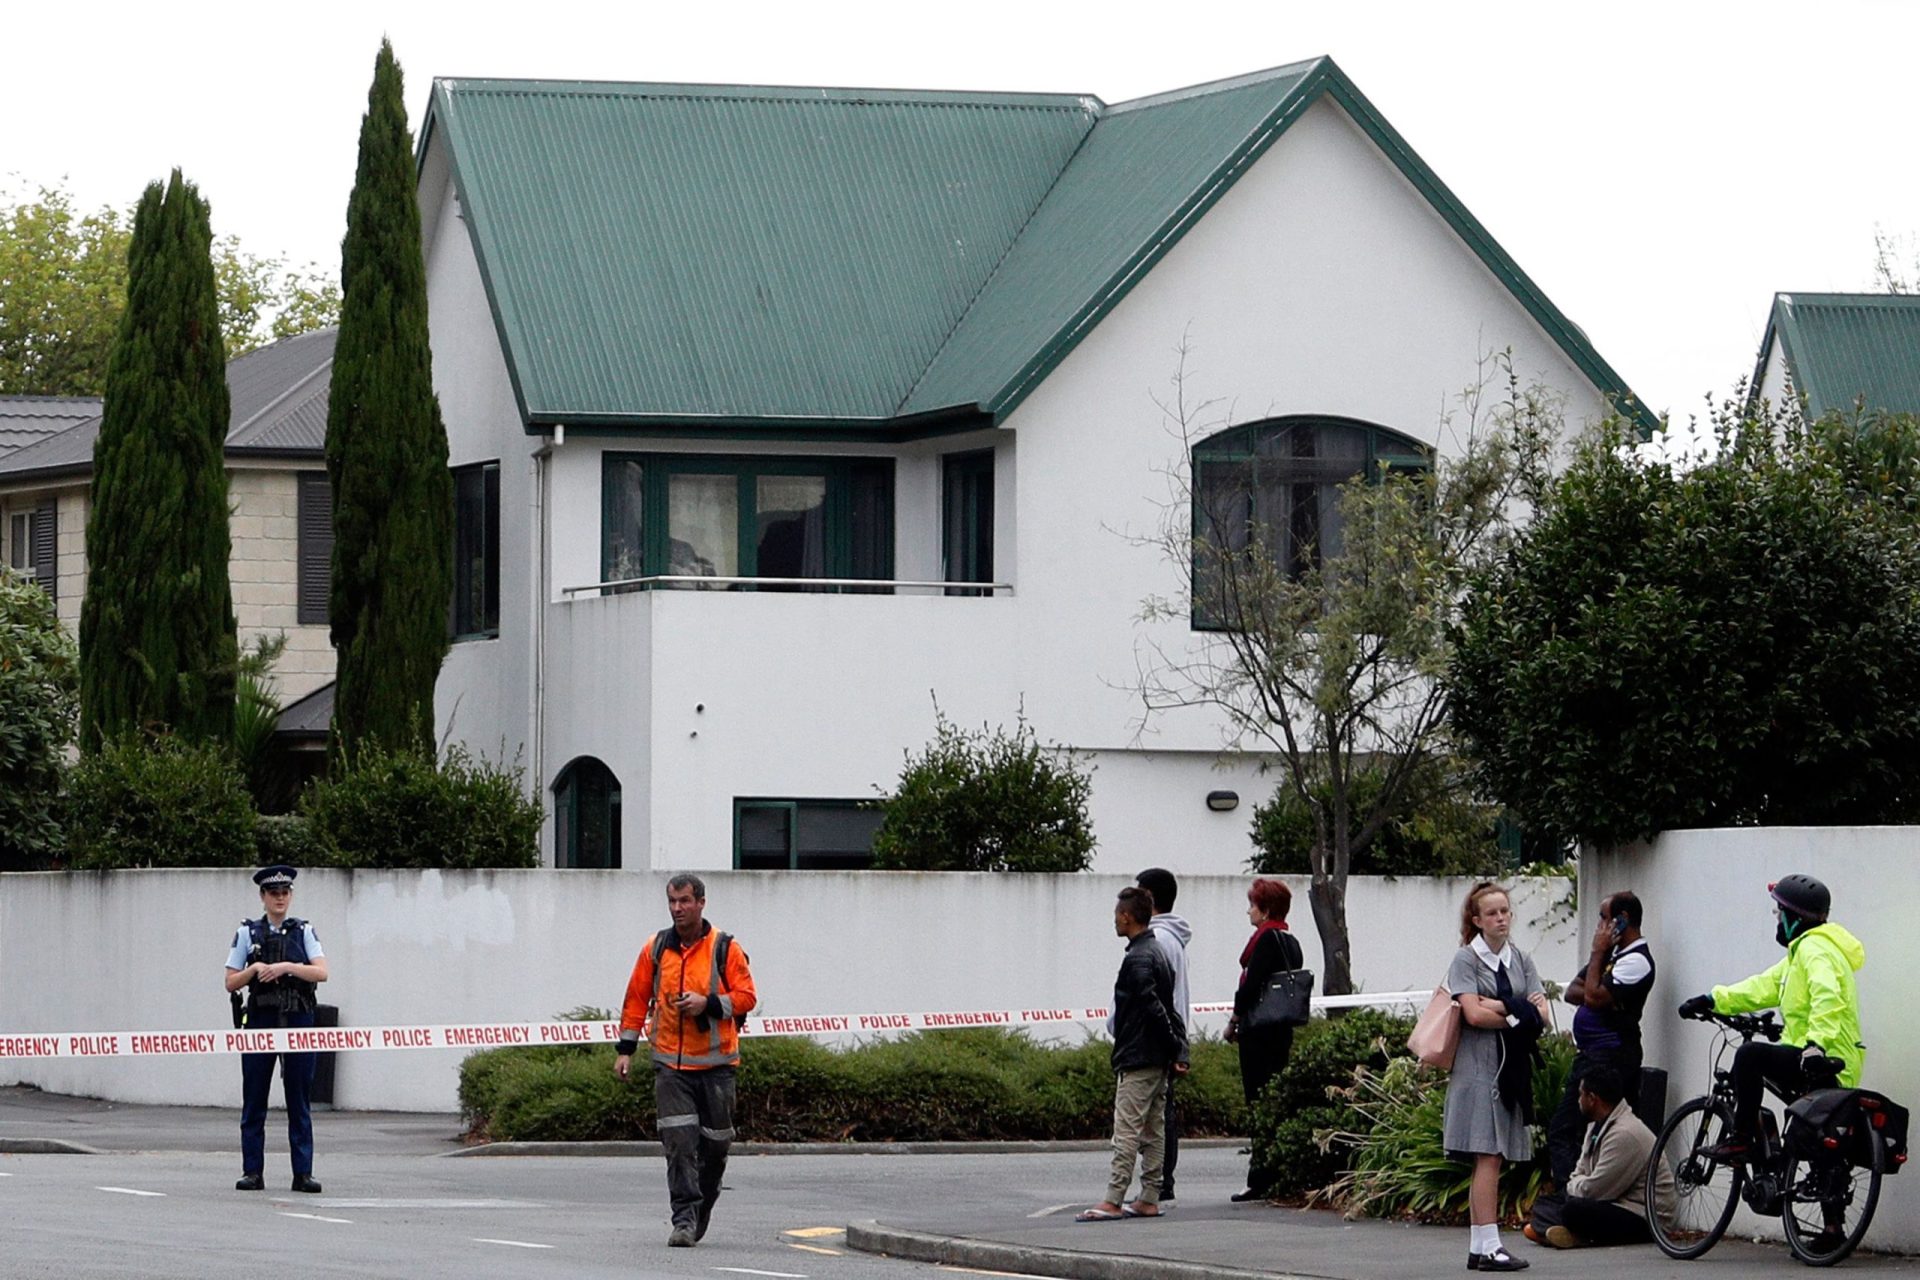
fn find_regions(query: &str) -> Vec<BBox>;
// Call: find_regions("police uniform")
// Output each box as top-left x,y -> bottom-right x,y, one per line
225,864 -> 325,1192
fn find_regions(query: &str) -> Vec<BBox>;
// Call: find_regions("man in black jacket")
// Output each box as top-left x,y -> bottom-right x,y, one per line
1077,887 -> 1188,1222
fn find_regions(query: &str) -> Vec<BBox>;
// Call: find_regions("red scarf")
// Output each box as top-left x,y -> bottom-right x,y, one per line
1239,919 -> 1290,981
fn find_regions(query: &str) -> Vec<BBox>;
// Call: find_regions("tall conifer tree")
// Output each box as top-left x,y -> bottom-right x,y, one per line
327,41 -> 453,759
80,172 -> 237,748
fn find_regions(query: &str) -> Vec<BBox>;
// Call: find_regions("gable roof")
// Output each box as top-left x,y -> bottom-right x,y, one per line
1753,292 -> 1920,419
0,328 -> 336,484
0,396 -> 102,458
426,58 -> 1648,434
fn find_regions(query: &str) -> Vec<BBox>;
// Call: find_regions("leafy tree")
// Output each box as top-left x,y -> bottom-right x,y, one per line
0,570 -> 79,868
0,180 -> 338,396
872,702 -> 1096,872
1132,350 -> 1557,995
1449,406 -> 1920,848
1248,753 -> 1506,878
80,171 -> 238,748
326,41 -> 453,759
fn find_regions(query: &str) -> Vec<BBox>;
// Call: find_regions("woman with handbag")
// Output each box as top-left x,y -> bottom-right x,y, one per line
1226,877 -> 1304,1201
1444,881 -> 1550,1273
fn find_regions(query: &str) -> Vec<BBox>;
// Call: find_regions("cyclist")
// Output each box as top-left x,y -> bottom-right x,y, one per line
1677,873 -> 1866,1163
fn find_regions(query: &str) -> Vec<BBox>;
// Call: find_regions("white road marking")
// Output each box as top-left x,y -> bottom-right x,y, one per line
712,1270 -> 809,1278
0,1171 -> 12,1176
473,1239 -> 554,1250
320,1198 -> 541,1209
1027,1202 -> 1076,1218
788,1243 -> 842,1255
96,1187 -> 165,1197
280,1212 -> 353,1224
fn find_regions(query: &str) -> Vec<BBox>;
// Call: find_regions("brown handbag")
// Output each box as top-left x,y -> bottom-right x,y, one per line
1407,984 -> 1461,1070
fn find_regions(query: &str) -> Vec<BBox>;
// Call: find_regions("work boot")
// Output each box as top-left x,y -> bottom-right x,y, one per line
667,1225 -> 696,1248
235,1173 -> 264,1191
695,1196 -> 716,1242
291,1174 -> 322,1193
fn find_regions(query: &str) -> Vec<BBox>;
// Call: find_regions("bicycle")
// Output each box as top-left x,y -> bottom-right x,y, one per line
1647,1008 -> 1892,1266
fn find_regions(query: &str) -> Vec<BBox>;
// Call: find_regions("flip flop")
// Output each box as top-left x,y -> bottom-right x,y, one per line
1074,1208 -> 1126,1222
1122,1205 -> 1162,1218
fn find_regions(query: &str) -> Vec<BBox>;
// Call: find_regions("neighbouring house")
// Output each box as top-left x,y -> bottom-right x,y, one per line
0,328 -> 339,704
418,56 -> 1644,873
1750,292 -> 1920,418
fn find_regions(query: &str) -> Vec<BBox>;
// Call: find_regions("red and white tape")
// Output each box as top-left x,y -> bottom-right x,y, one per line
0,991 -> 1425,1060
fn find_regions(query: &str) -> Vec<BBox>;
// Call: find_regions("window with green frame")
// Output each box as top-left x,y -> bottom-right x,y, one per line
734,799 -> 883,870
942,449 -> 994,596
553,756 -> 621,869
602,454 -> 893,592
1191,417 -> 1430,628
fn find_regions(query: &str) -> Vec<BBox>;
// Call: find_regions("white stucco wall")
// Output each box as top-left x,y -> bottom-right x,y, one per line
0,870 -> 1574,1113
427,94 -> 1626,872
1581,829 -> 1920,1249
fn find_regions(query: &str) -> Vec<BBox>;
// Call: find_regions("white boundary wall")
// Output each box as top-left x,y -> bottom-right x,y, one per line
1581,828 -> 1920,1250
0,870 -> 1573,1113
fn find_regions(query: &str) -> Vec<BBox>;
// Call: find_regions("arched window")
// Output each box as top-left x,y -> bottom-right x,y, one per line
1191,416 -> 1430,628
553,757 -> 622,869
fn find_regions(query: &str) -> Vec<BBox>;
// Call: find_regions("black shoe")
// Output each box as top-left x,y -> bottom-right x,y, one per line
1468,1248 -> 1530,1271
695,1197 -> 716,1242
291,1174 -> 322,1193
1231,1188 -> 1267,1202
235,1173 -> 264,1191
667,1225 -> 696,1248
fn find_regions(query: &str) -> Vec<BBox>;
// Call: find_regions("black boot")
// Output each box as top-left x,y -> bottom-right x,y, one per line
291,1174 -> 322,1193
235,1173 -> 264,1191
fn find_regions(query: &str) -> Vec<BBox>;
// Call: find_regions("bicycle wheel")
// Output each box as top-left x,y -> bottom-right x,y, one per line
1783,1125 -> 1884,1266
1648,1096 -> 1745,1259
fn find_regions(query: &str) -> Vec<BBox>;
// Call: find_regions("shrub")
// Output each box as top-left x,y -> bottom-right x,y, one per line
302,743 -> 541,869
1248,756 -> 1505,877
461,1025 -> 1245,1144
1247,1008 -> 1414,1198
253,813 -> 327,868
872,702 -> 1095,872
0,570 -> 78,869
66,733 -> 255,868
1325,1032 -> 1576,1222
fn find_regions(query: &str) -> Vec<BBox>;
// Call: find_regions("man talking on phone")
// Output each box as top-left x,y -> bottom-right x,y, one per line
1541,891 -> 1654,1197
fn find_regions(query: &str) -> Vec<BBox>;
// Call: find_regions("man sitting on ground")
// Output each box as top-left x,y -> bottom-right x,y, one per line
1527,1066 -> 1674,1249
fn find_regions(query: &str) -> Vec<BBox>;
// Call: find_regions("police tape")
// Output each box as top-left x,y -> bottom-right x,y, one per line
0,991 -> 1428,1060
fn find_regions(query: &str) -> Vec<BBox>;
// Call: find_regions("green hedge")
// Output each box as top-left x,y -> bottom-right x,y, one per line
1247,1008 -> 1415,1198
301,744 -> 541,869
66,734 -> 255,868
461,1026 -> 1245,1144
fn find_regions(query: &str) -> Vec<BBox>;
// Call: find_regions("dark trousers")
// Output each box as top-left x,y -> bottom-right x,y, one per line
1531,1191 -> 1653,1246
655,1064 -> 736,1230
1732,1040 -> 1810,1140
1547,1049 -> 1640,1187
239,1008 -> 316,1176
1238,1030 -> 1293,1191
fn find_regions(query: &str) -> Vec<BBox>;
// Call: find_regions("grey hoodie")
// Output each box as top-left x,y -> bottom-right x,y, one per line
1109,912 -> 1192,1062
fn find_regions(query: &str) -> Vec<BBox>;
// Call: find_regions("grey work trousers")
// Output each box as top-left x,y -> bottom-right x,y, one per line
1106,1065 -> 1170,1207
654,1063 -> 736,1229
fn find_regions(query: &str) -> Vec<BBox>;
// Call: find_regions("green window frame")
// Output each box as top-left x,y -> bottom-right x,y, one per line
1191,416 -> 1430,630
553,756 -> 622,869
942,449 -> 995,596
733,798 -> 883,870
601,454 -> 893,592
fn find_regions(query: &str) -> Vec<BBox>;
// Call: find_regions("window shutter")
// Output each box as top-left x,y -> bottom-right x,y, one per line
31,499 -> 56,601
296,474 -> 333,625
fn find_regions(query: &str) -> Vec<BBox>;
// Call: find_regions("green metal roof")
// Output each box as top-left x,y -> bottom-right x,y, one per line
1757,293 -> 1920,418
425,60 -> 1648,432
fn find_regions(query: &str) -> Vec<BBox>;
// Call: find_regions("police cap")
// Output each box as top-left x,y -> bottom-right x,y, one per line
252,865 -> 298,889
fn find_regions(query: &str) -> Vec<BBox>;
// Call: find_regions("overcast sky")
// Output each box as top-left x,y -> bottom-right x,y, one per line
9,0 -> 1916,421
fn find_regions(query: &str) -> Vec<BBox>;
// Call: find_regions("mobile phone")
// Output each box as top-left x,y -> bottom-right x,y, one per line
1610,913 -> 1627,939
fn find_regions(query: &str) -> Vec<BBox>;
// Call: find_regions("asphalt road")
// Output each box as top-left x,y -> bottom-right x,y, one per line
0,1144 -> 1256,1279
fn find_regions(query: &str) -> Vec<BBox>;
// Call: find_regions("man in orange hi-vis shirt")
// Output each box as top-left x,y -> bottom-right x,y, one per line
615,873 -> 758,1248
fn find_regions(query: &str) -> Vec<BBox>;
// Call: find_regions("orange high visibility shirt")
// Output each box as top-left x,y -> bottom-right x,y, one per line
619,924 -> 757,1069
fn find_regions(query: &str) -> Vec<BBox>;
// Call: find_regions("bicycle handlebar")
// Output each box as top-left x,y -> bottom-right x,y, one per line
1681,1007 -> 1783,1041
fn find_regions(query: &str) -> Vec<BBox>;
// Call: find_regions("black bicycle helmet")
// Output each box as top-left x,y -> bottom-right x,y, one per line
1770,873 -> 1830,920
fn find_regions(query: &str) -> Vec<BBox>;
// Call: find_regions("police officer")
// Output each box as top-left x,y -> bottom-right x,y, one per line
223,864 -> 329,1192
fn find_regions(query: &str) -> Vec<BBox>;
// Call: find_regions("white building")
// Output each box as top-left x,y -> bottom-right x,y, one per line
419,57 -> 1643,873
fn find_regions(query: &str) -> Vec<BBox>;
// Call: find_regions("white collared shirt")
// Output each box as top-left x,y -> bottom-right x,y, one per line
1470,933 -> 1515,972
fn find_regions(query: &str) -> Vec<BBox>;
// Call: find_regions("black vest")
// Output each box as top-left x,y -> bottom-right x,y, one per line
244,916 -> 317,1015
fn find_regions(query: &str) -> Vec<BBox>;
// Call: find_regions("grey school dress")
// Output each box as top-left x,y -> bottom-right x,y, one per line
1441,942 -> 1543,1161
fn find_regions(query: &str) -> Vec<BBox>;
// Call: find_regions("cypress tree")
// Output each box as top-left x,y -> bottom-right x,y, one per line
327,40 -> 453,759
79,171 -> 237,748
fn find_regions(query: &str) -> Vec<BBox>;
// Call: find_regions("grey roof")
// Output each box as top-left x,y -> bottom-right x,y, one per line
0,396 -> 102,457
0,328 -> 336,482
273,680 -> 333,739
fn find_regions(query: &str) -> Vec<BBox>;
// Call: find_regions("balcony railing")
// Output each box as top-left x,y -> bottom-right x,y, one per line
561,575 -> 1013,598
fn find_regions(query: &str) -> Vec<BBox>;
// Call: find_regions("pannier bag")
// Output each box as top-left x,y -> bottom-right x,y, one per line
1785,1087 -> 1911,1174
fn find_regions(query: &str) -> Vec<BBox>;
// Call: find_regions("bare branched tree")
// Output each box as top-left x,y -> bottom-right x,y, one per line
1128,344 -> 1561,994
1872,226 -> 1917,295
